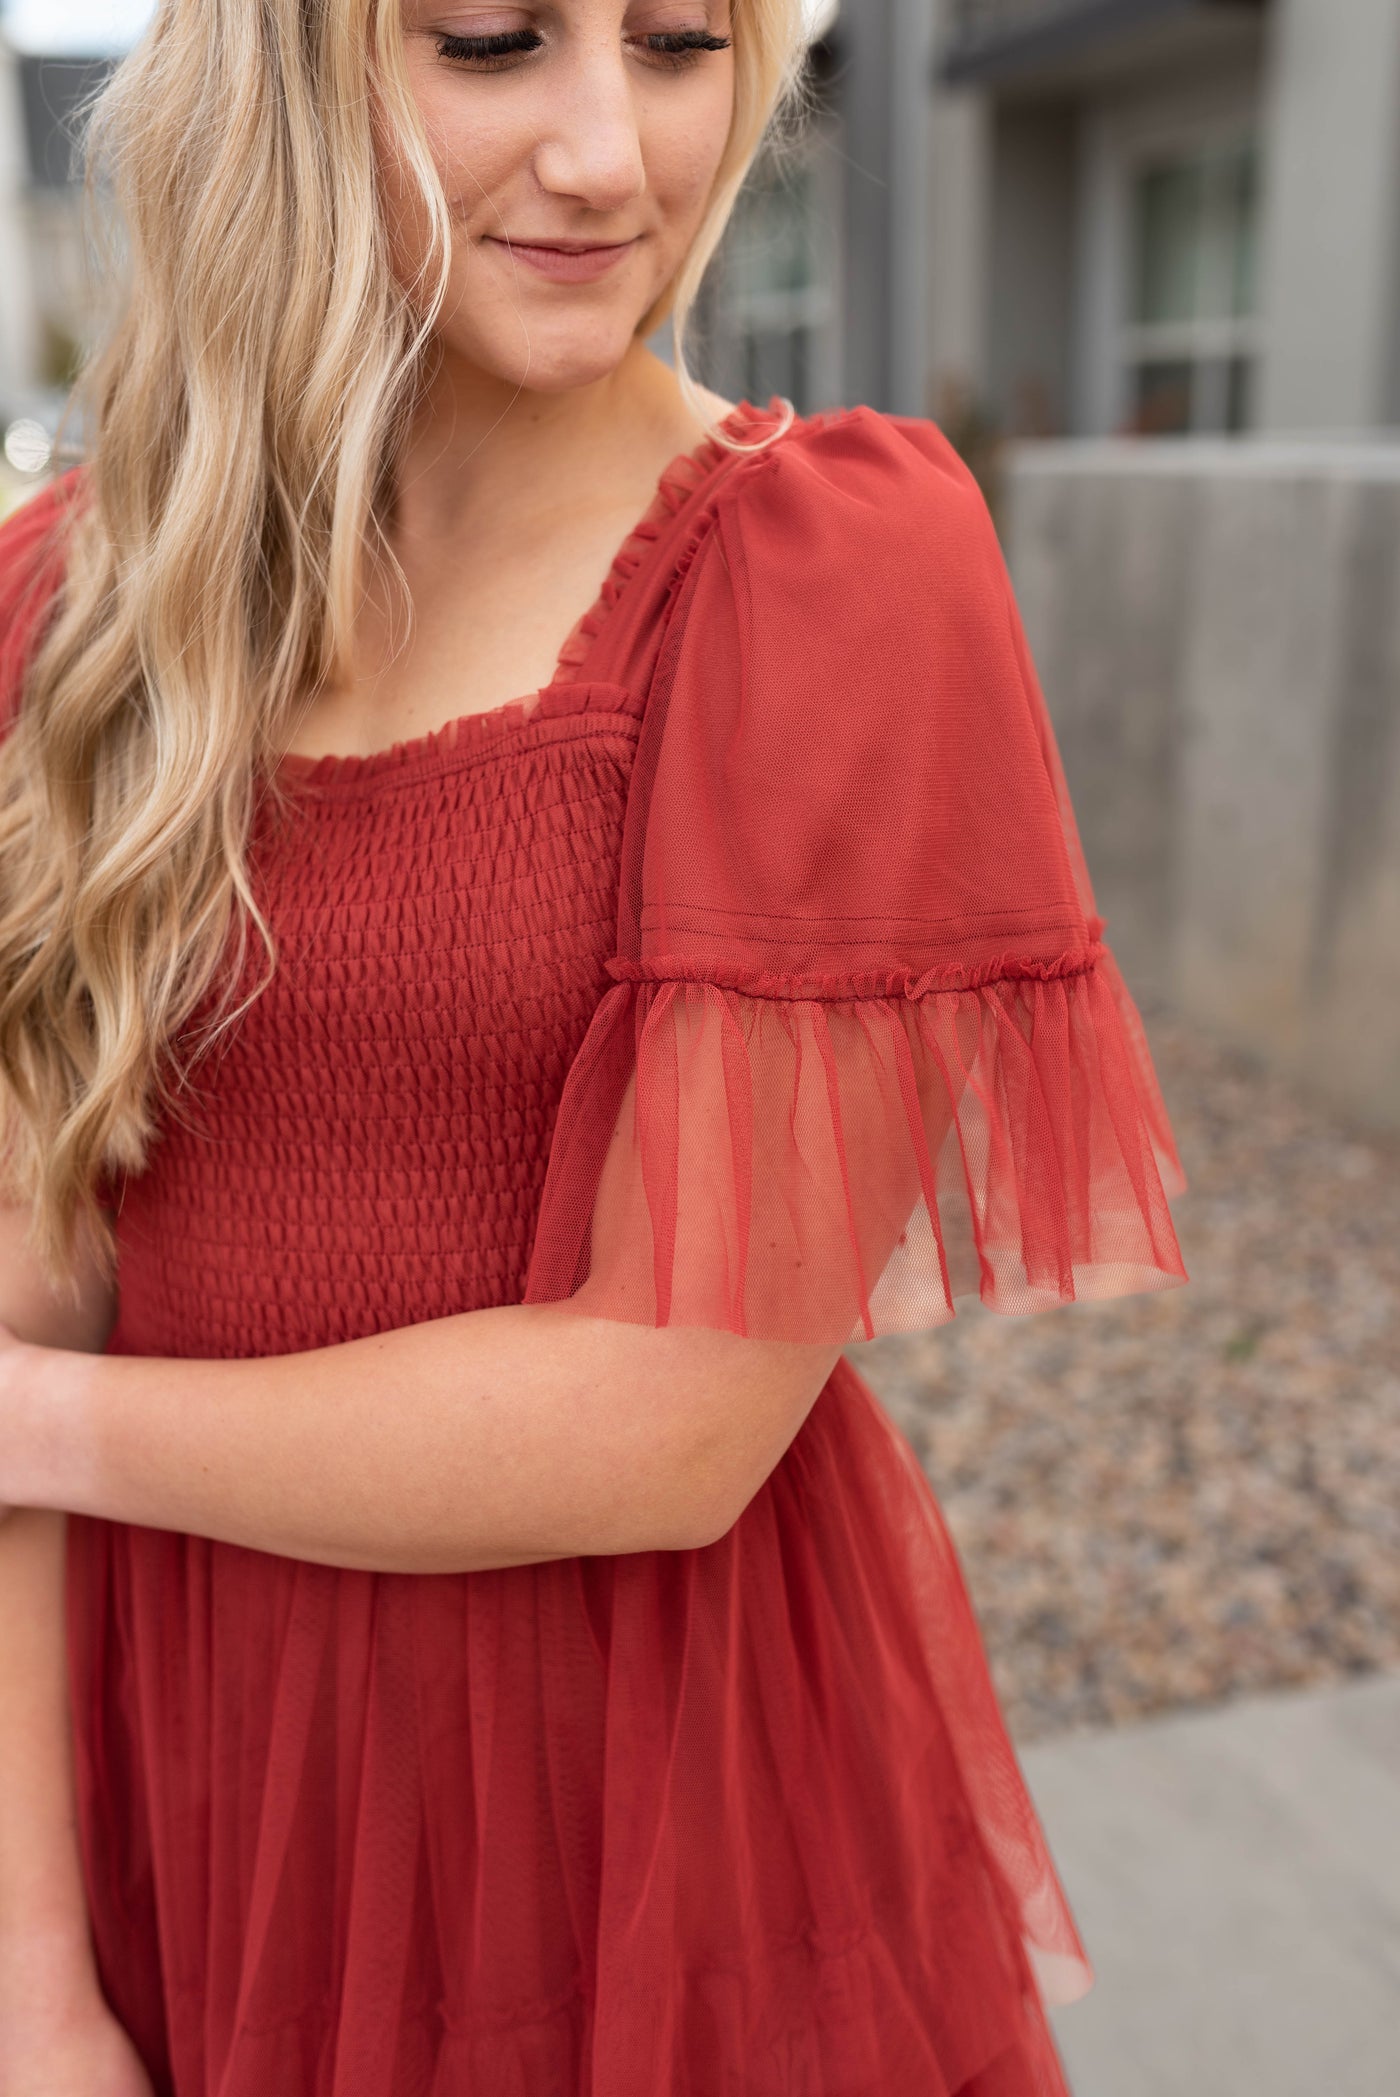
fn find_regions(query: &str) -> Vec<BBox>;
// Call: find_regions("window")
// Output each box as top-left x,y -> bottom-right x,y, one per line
1122,139 -> 1259,435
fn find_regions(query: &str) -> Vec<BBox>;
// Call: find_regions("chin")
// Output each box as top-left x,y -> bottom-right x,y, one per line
458,321 -> 652,397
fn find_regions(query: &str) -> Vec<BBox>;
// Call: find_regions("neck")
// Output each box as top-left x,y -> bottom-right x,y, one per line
389,340 -> 704,542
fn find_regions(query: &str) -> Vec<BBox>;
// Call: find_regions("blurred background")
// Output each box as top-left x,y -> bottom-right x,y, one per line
1,4 -> 1397,2091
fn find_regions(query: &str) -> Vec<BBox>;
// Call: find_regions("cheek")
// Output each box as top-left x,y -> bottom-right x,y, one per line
373,72 -> 460,293
644,79 -> 735,226
410,73 -> 517,216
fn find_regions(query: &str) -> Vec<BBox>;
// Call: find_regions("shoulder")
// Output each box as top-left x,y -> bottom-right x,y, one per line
629,402 -> 1085,977
641,406 -> 1077,956
702,407 -> 1013,679
676,405 -> 1023,735
757,404 -> 987,515
720,406 -> 1001,578
0,469 -> 86,718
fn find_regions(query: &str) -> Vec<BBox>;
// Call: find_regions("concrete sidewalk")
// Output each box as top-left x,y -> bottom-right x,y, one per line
1021,1671 -> 1400,2097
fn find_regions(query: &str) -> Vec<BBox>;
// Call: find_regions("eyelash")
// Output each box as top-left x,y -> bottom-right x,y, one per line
435,28 -> 732,74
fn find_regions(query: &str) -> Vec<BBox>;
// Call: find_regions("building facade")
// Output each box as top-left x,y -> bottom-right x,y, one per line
0,36 -> 109,418
929,2 -> 1400,1133
929,0 -> 1400,439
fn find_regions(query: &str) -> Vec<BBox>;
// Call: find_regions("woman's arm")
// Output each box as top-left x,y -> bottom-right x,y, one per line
0,1211 -> 117,2031
0,1515 -> 102,2022
6,1305 -> 844,1575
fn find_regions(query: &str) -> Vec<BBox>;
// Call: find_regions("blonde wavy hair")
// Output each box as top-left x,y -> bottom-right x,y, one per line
0,0 -> 811,1278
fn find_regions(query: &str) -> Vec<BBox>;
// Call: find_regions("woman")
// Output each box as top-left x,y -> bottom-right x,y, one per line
0,2 -> 1188,2092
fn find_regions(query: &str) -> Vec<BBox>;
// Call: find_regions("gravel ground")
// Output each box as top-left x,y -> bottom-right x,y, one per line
854,998 -> 1400,1746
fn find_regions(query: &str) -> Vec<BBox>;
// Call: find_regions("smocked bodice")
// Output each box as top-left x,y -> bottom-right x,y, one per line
102,396 -> 796,1362
109,685 -> 646,1361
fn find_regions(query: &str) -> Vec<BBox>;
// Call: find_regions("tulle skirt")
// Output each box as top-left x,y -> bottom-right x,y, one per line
66,1358 -> 1087,2096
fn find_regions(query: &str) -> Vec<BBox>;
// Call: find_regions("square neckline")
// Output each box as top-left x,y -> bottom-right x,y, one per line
276,396 -> 794,790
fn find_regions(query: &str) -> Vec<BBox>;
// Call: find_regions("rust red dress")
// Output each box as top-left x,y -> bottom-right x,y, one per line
0,400 -> 1187,2097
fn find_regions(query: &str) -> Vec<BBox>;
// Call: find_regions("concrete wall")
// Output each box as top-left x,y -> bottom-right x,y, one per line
1006,440 -> 1400,1131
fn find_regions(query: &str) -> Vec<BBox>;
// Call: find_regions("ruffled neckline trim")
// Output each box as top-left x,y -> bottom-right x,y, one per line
548,394 -> 792,680
276,395 -> 793,791
274,680 -> 646,792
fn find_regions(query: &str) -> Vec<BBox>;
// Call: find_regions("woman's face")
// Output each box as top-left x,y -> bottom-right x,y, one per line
390,1 -> 737,394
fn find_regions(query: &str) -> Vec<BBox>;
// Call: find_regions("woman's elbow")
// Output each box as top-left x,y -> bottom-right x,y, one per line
658,1486 -> 750,1556
638,1491 -> 747,1557
554,1320 -> 843,1558
649,1356 -> 842,1553
599,1452 -> 750,1556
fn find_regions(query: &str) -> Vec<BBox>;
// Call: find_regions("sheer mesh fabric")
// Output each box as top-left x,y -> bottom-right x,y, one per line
524,405 -> 1185,1342
0,405 -> 1187,2095
523,949 -> 1183,1344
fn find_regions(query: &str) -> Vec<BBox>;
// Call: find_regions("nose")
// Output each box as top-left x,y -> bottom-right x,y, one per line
530,36 -> 647,213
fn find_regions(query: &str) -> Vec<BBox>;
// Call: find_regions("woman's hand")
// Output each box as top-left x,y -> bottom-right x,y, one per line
0,1942 -> 155,2097
0,1995 -> 156,2097
0,1323 -> 22,1526
0,1323 -> 37,1525
0,1323 -> 73,1526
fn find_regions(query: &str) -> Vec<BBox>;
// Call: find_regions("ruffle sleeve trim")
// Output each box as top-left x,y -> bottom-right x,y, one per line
606,931 -> 1109,999
523,941 -> 1188,1345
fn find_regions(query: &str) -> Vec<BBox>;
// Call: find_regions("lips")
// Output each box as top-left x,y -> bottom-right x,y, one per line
482,235 -> 640,283
510,238 -> 630,251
